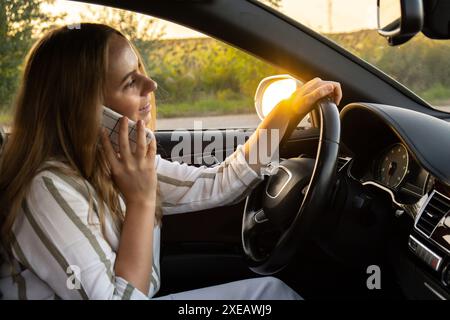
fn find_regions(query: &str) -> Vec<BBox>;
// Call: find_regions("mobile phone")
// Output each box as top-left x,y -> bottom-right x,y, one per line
102,105 -> 155,153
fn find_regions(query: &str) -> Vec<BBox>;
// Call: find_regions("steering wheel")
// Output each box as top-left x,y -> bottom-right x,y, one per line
242,98 -> 341,275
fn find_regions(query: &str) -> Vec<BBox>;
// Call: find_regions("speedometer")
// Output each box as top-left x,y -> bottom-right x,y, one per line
375,143 -> 409,189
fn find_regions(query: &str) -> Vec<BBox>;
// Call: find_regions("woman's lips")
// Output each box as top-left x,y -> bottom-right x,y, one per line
139,103 -> 151,114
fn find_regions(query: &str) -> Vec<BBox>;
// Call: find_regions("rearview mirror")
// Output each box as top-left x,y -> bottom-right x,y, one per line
254,75 -> 302,120
377,0 -> 423,45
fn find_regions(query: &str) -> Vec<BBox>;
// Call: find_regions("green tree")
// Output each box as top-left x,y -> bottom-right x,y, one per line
0,0 -> 48,112
145,37 -> 283,106
329,30 -> 450,105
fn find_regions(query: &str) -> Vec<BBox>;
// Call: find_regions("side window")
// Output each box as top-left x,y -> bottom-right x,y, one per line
0,1 -> 312,131
151,36 -> 287,130
147,21 -> 312,130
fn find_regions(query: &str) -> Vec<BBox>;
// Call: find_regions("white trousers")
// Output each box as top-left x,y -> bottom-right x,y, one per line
152,276 -> 302,300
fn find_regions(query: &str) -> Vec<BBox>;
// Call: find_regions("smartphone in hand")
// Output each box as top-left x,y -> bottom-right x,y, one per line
102,105 -> 155,153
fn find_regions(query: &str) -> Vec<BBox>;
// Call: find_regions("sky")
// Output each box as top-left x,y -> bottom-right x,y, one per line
281,0 -> 377,33
42,0 -> 378,38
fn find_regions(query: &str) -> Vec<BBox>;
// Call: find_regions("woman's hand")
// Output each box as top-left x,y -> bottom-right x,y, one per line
243,77 -> 342,173
289,77 -> 342,115
101,117 -> 157,206
103,118 -> 157,294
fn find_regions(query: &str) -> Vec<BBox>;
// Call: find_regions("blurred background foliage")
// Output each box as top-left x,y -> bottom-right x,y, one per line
1,0 -> 450,124
328,30 -> 450,105
0,0 -> 61,122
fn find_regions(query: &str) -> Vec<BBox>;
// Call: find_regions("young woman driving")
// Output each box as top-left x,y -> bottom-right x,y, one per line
0,23 -> 341,300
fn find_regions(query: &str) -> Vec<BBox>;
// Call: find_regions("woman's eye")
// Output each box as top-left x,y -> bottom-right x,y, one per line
126,79 -> 136,89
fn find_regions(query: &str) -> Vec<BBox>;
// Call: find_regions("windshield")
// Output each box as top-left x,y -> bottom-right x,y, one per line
258,0 -> 450,113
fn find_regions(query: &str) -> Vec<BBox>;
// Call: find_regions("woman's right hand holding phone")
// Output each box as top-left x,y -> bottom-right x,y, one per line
102,117 -> 157,294
101,117 -> 157,207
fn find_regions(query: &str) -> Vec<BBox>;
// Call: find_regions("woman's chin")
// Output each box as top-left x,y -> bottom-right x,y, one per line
142,112 -> 152,126
134,111 -> 151,126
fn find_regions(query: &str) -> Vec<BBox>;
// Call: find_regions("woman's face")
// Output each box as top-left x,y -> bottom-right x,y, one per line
104,34 -> 157,125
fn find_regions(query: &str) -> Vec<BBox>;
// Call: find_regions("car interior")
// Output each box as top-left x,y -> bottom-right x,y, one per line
1,0 -> 450,300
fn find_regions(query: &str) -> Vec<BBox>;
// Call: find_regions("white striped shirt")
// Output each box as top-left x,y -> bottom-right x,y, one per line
0,144 -> 264,300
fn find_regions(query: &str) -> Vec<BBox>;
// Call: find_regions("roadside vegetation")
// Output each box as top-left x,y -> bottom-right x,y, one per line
1,1 -> 449,125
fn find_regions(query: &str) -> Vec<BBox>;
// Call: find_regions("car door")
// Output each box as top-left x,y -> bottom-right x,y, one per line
154,122 -> 317,295
156,127 -> 257,295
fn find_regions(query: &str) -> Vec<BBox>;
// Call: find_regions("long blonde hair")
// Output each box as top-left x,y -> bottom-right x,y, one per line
0,23 -> 162,257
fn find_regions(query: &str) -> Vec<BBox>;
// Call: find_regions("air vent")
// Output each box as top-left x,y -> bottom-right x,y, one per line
416,191 -> 450,237
337,157 -> 351,172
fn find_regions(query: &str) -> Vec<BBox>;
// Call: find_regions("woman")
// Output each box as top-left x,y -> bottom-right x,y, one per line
0,23 -> 341,300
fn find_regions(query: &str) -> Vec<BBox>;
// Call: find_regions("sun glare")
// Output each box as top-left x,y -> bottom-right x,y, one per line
262,79 -> 298,117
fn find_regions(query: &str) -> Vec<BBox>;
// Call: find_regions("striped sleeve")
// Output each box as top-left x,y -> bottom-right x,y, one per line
156,144 -> 265,215
11,172 -> 149,300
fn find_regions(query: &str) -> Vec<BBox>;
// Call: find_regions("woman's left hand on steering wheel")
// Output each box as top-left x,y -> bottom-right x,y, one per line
288,78 -> 342,115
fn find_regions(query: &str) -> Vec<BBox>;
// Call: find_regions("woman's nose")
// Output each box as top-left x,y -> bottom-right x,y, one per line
142,77 -> 157,95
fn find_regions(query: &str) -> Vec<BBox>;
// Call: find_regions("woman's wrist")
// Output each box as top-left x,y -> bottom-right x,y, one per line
125,197 -> 156,212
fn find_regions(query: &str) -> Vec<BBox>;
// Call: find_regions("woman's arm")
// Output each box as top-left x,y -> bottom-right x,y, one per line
115,201 -> 155,294
243,78 -> 342,175
155,79 -> 342,215
155,143 -> 263,215
102,118 -> 157,295
7,119 -> 157,300
12,171 -> 151,299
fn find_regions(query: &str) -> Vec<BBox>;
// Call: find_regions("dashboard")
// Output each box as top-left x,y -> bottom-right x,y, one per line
348,140 -> 433,204
339,103 -> 450,205
339,102 -> 450,299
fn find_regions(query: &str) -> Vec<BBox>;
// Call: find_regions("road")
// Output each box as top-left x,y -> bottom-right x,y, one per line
1,107 -> 449,133
436,106 -> 450,113
157,113 -> 311,130
157,106 -> 450,130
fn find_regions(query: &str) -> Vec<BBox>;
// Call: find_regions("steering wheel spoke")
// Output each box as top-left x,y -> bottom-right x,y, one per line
243,209 -> 269,238
253,209 -> 269,224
